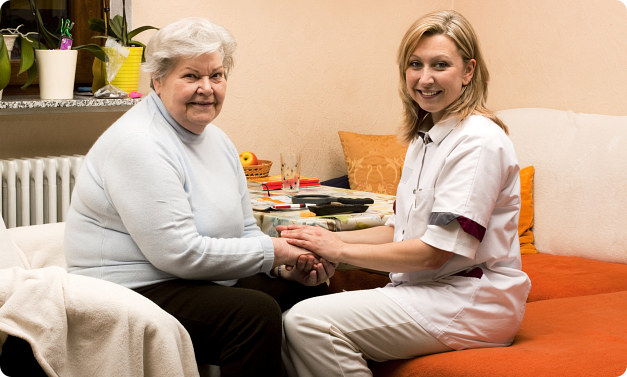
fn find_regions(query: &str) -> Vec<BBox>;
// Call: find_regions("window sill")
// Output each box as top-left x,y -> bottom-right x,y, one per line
0,95 -> 142,115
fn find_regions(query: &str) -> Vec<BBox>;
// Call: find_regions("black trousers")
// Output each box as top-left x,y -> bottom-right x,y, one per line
0,336 -> 48,377
133,273 -> 330,377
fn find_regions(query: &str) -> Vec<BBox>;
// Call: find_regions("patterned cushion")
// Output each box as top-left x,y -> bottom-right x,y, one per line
338,131 -> 408,195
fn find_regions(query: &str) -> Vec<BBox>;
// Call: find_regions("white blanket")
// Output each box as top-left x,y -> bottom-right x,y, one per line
0,266 -> 199,377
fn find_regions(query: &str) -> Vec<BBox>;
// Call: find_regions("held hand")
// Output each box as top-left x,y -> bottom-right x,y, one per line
279,224 -> 344,263
271,237 -> 316,268
282,255 -> 339,286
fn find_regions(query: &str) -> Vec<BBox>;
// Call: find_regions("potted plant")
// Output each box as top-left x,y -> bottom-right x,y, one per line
0,25 -> 37,99
24,0 -> 104,99
88,0 -> 158,94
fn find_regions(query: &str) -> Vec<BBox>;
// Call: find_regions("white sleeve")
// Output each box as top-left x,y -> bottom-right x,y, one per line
421,127 -> 512,259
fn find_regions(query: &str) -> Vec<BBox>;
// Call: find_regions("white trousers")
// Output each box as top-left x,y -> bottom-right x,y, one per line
282,289 -> 453,377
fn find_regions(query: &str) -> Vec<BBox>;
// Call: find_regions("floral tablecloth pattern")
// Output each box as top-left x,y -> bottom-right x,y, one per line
250,186 -> 396,237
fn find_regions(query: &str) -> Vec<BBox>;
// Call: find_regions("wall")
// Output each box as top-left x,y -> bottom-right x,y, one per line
2,1 -> 626,178
456,0 -> 627,115
132,0 -> 452,179
0,112 -> 124,160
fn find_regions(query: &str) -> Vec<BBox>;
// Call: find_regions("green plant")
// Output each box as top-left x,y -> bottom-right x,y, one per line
2,0 -> 106,90
26,0 -> 104,56
0,25 -> 37,91
87,0 -> 158,62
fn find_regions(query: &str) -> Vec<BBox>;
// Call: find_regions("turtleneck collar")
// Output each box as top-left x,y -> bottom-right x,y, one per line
147,91 -> 207,145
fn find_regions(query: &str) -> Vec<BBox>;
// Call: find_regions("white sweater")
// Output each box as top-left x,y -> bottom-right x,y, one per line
64,91 -> 274,289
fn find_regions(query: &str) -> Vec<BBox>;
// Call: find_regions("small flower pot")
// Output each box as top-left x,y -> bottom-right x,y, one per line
109,46 -> 142,93
35,49 -> 78,100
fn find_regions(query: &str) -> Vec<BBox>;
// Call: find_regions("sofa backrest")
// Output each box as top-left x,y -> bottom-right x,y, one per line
0,218 -> 30,269
498,108 -> 627,264
6,222 -> 67,269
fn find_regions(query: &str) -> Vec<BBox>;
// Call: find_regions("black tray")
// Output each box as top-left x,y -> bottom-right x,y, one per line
308,204 -> 369,216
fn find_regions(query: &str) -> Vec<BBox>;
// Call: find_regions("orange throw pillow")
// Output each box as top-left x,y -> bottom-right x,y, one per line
519,165 -> 537,254
338,131 -> 408,195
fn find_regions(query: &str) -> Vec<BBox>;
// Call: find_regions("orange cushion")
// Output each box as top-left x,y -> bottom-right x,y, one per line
338,131 -> 408,195
370,290 -> 627,377
522,253 -> 627,302
332,255 -> 627,302
518,166 -> 537,254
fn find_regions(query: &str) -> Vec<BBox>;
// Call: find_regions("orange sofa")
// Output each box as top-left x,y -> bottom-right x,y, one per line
330,254 -> 627,376
331,108 -> 627,376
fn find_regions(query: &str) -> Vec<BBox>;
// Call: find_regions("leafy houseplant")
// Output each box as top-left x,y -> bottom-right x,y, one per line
26,0 -> 104,56
0,25 -> 37,92
0,0 -> 105,93
0,3 -> 39,94
88,0 -> 158,93
88,0 -> 158,62
24,0 -> 105,99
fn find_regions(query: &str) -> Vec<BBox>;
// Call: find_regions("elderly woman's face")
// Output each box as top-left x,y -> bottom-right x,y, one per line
153,52 -> 226,134
405,34 -> 475,124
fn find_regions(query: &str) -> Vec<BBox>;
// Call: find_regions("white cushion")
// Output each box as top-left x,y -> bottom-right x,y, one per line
7,222 -> 66,269
498,108 -> 627,264
0,220 -> 29,270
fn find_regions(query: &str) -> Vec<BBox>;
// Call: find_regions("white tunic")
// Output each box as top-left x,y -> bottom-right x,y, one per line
378,115 -> 531,350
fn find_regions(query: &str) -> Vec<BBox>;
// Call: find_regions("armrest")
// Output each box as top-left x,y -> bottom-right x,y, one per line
7,223 -> 67,269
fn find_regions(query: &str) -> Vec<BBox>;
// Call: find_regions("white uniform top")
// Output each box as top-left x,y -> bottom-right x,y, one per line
378,115 -> 531,350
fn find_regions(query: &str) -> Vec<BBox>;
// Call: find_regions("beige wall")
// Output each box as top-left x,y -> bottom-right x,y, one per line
133,0 -> 453,179
2,0 -> 626,178
0,112 -> 124,160
457,0 -> 627,115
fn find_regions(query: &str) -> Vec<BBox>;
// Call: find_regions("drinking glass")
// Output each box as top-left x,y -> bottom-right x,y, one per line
280,153 -> 302,193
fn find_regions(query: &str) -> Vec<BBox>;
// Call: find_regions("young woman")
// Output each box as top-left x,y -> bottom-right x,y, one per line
278,10 -> 531,377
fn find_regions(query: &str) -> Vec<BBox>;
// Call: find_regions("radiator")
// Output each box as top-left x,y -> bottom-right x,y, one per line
0,155 -> 85,229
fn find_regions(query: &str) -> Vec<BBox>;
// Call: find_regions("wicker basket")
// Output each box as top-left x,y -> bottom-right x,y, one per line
243,160 -> 273,178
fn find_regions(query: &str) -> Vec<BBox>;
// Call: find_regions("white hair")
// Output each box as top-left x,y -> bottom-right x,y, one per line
142,17 -> 236,88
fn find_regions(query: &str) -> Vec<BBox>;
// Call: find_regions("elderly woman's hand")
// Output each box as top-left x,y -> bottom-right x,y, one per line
271,237 -> 317,268
283,255 -> 338,286
277,224 -> 344,263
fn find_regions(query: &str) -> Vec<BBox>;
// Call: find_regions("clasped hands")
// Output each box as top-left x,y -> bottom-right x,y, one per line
272,224 -> 342,286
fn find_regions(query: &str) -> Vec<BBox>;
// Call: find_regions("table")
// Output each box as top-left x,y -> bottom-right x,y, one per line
249,185 -> 395,238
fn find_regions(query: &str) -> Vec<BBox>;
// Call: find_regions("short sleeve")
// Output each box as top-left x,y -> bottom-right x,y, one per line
421,220 -> 480,258
422,121 -> 516,258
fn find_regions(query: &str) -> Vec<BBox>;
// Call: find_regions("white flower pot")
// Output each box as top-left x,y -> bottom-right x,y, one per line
0,35 -> 18,101
35,49 -> 78,100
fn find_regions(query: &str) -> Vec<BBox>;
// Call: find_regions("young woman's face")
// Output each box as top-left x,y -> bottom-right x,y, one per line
405,34 -> 475,124
153,52 -> 227,134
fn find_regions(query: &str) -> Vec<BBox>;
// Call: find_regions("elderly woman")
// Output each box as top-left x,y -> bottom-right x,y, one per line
279,10 -> 531,377
64,17 -> 335,376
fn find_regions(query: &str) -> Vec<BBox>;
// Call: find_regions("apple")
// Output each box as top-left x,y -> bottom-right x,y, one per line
239,151 -> 259,166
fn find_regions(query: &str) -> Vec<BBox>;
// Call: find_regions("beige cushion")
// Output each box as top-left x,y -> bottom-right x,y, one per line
0,220 -> 29,270
7,222 -> 66,269
498,108 -> 627,264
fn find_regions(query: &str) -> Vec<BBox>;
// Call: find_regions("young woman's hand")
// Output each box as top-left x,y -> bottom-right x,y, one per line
277,224 -> 344,263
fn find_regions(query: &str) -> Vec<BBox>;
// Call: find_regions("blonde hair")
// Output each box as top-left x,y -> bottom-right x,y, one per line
397,10 -> 507,142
